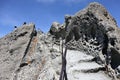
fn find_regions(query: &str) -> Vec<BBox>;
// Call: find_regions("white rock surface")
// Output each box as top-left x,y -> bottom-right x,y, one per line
66,50 -> 111,80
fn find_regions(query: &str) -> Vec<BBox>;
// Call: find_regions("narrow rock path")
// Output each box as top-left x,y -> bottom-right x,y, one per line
37,33 -> 113,80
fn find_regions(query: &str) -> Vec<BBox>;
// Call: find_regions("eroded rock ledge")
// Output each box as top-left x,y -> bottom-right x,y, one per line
0,23 -> 37,80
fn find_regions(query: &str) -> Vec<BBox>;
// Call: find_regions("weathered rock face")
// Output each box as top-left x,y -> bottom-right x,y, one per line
48,2 -> 120,79
49,22 -> 66,39
0,2 -> 120,80
66,2 -> 117,49
64,2 -> 120,69
0,23 -> 36,80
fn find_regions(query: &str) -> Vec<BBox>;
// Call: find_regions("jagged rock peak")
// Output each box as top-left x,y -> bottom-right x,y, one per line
65,2 -> 119,43
75,2 -> 117,29
0,23 -> 37,80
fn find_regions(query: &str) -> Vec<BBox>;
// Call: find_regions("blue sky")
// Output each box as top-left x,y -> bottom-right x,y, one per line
0,0 -> 120,38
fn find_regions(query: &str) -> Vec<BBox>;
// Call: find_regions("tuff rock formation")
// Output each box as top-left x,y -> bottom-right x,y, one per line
0,23 -> 37,80
64,2 -> 120,71
0,2 -> 120,80
49,22 -> 66,39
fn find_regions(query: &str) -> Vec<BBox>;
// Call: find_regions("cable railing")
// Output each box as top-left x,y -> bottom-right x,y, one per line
59,38 -> 68,80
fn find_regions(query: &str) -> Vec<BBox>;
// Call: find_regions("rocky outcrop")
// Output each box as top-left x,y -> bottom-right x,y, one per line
65,2 -> 118,50
49,2 -> 120,79
64,2 -> 120,70
0,2 -> 120,80
49,22 -> 66,39
0,23 -> 36,80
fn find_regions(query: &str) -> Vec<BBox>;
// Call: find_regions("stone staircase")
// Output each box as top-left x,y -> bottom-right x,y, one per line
66,50 -> 112,80
36,33 -> 113,80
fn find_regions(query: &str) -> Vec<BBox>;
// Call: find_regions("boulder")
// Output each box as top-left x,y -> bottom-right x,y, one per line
49,22 -> 66,39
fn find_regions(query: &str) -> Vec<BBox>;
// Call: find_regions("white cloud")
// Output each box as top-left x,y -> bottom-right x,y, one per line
65,0 -> 88,3
36,0 -> 56,3
36,0 -> 87,3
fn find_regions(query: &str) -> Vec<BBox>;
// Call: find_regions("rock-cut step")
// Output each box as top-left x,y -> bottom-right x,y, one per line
66,50 -> 111,80
67,72 -> 111,80
66,50 -> 94,63
68,62 -> 105,73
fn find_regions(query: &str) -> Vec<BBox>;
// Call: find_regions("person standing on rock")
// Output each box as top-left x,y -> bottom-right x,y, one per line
14,26 -> 17,30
